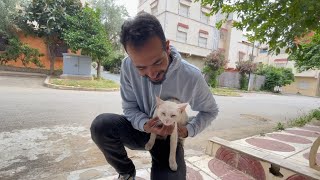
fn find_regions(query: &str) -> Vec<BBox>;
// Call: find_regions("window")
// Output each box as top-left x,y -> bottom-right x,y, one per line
177,31 -> 187,43
220,31 -> 226,40
200,11 -> 209,24
260,48 -> 268,53
239,52 -> 245,61
139,0 -> 147,5
150,0 -> 158,15
179,4 -> 189,17
275,63 -> 286,68
198,37 -> 207,48
151,6 -> 158,15
0,36 -> 8,51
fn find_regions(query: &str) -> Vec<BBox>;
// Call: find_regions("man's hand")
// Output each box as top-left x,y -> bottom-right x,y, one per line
178,126 -> 188,138
144,117 -> 174,137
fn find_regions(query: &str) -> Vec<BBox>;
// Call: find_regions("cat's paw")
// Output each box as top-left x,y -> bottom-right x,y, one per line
145,143 -> 153,151
169,160 -> 178,171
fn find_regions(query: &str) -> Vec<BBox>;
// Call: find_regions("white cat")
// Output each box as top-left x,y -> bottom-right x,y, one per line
145,97 -> 188,171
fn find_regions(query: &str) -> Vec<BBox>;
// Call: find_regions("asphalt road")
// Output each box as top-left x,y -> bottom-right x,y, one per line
1,75 -> 319,133
0,75 -> 319,180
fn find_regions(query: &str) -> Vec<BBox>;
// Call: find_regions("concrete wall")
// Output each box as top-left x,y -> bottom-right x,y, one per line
180,53 -> 205,69
282,77 -> 320,97
218,71 -> 241,89
5,32 -> 64,70
218,72 -> 265,90
249,74 -> 266,91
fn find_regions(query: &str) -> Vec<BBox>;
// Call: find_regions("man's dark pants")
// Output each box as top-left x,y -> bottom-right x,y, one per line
90,113 -> 186,180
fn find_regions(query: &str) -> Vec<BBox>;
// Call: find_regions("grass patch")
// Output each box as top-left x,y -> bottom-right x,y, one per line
211,88 -> 242,97
275,122 -> 285,131
50,78 -> 119,89
274,108 -> 320,130
312,109 -> 320,120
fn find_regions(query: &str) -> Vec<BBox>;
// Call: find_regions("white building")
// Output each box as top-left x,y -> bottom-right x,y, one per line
138,0 -> 220,69
217,13 -> 260,70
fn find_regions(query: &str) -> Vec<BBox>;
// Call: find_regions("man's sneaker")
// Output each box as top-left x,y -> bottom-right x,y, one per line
117,174 -> 135,180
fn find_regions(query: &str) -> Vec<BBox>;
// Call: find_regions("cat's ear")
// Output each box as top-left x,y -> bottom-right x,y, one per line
178,103 -> 188,113
156,96 -> 164,106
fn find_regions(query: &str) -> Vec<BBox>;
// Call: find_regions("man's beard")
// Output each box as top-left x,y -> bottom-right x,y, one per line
147,71 -> 167,85
148,55 -> 172,85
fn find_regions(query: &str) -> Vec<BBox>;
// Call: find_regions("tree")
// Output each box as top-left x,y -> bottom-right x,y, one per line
0,0 -> 20,36
89,0 -> 128,73
0,36 -> 44,67
198,0 -> 320,66
202,50 -> 227,88
90,0 -> 128,47
0,0 -> 43,67
236,61 -> 257,90
289,32 -> 320,71
63,5 -> 112,79
18,0 -> 82,74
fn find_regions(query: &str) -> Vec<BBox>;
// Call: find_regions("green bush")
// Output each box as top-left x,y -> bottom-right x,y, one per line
275,122 -> 285,131
312,109 -> 320,120
256,65 -> 294,92
239,73 -> 248,90
103,51 -> 124,73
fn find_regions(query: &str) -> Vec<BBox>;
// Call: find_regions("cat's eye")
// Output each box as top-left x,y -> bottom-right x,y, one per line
162,112 -> 166,116
171,115 -> 176,118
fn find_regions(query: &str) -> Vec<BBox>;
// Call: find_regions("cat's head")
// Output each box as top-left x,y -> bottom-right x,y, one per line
155,97 -> 188,126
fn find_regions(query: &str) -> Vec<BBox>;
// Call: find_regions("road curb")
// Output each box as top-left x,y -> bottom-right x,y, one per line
0,71 -> 47,78
43,76 -> 120,92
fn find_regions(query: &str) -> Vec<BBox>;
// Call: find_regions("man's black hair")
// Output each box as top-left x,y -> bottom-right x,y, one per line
120,12 -> 166,51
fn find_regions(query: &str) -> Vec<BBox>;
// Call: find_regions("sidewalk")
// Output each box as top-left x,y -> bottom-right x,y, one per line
62,124 -> 320,180
63,153 -> 219,180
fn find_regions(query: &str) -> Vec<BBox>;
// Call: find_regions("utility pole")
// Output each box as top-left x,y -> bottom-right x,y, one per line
248,41 -> 255,91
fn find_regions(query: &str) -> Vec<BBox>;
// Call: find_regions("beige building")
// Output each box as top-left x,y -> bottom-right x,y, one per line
217,14 -> 259,70
255,47 -> 320,97
282,70 -> 320,97
138,0 -> 220,69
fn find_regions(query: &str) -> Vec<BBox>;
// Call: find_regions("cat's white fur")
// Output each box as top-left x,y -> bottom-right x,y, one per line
145,97 -> 188,171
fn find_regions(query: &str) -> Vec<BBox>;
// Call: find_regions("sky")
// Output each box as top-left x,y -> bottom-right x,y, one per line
115,0 -> 139,17
81,0 -> 139,17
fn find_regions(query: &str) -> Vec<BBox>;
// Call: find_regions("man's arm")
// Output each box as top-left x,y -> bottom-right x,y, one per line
186,76 -> 219,137
120,60 -> 149,132
121,60 -> 175,136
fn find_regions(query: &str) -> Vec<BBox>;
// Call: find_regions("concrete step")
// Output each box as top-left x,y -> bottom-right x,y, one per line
206,125 -> 320,180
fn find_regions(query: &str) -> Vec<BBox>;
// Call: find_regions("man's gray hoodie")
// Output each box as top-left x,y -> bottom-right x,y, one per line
120,46 -> 218,137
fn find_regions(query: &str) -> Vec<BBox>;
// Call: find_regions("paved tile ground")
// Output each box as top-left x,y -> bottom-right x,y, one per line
66,125 -> 320,180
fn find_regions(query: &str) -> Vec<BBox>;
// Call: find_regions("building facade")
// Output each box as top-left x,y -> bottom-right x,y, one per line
255,46 -> 320,97
213,13 -> 259,70
138,0 -> 220,69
